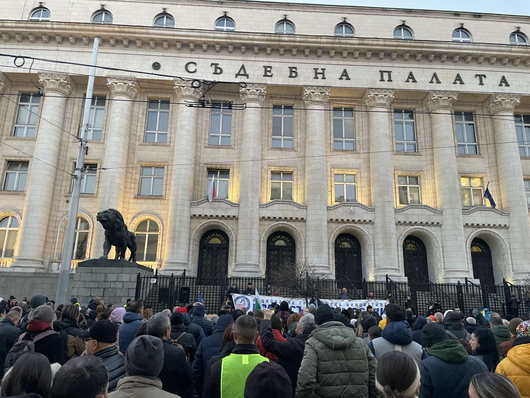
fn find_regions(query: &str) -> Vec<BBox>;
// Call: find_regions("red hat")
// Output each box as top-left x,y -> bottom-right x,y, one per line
429,315 -> 435,321
175,307 -> 187,313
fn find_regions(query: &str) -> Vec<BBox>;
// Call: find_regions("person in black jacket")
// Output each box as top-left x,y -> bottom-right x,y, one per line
191,304 -> 213,337
147,312 -> 193,398
226,283 -> 240,306
82,319 -> 126,392
0,310 -> 22,379
23,304 -> 65,365
242,282 -> 255,296
170,312 -> 197,361
260,309 -> 317,397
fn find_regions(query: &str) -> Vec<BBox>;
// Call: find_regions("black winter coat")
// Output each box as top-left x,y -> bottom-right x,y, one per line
0,318 -> 21,378
25,327 -> 66,365
170,324 -> 197,362
260,319 -> 309,397
159,339 -> 194,398
93,345 -> 126,392
182,313 -> 205,346
191,306 -> 213,337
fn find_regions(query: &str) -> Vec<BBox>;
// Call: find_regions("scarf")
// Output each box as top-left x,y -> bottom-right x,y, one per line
27,320 -> 51,332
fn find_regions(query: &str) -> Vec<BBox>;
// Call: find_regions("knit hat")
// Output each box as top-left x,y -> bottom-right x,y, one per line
314,304 -> 334,325
308,304 -> 316,310
271,316 -> 283,331
110,307 -> 126,323
444,311 -> 463,328
516,321 -> 530,338
30,294 -> 47,309
125,336 -> 164,377
171,312 -> 184,326
244,361 -> 292,398
466,317 -> 476,325
194,305 -> 205,317
175,307 -> 187,313
421,322 -> 449,348
31,304 -> 55,325
70,297 -> 78,304
361,315 -> 377,331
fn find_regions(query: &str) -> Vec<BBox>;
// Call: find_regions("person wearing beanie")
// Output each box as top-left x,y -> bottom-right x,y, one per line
498,317 -> 523,358
419,322 -> 487,397
80,320 -> 126,392
368,304 -> 425,364
169,312 -> 197,361
296,304 -> 378,398
244,361 -> 292,398
376,351 -> 420,398
110,307 -> 126,327
411,316 -> 427,346
444,311 -> 471,341
465,316 -> 481,335
109,335 -> 179,398
359,315 -> 377,344
255,315 -> 286,361
490,316 -> 511,347
191,303 -> 213,337
174,307 -> 205,346
18,294 -> 47,333
496,320 -> 530,398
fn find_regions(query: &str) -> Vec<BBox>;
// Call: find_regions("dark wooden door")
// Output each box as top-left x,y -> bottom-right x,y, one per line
403,236 -> 429,285
471,238 -> 495,286
198,230 -> 229,284
335,234 -> 362,284
266,231 -> 295,278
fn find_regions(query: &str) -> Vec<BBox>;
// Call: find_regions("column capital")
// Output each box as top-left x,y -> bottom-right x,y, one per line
174,79 -> 202,101
106,77 -> 138,99
303,86 -> 331,105
240,84 -> 266,105
486,94 -> 521,115
363,89 -> 395,108
0,72 -> 7,94
38,73 -> 73,96
424,91 -> 458,112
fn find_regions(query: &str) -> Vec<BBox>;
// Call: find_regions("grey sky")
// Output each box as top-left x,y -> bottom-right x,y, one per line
250,0 -> 530,16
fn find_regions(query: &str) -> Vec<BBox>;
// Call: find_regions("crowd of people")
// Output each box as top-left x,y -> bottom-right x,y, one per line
0,291 -> 529,398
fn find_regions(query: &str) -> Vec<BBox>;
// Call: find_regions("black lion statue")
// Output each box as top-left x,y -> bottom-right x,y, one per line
96,209 -> 137,262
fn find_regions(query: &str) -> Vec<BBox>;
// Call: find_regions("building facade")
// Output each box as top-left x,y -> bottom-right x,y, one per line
0,0 -> 530,284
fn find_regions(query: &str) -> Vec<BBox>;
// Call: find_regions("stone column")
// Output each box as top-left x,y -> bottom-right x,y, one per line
425,92 -> 468,281
161,80 -> 202,274
92,77 -> 138,257
303,87 -> 331,272
486,94 -> 530,282
364,89 -> 400,278
13,73 -> 73,270
234,84 -> 266,277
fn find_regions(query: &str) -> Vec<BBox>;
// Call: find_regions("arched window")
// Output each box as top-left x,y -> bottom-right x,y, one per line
452,28 -> 472,43
394,25 -> 413,40
0,216 -> 18,258
215,17 -> 235,31
510,31 -> 528,45
73,217 -> 89,260
136,220 -> 159,262
275,20 -> 295,35
334,22 -> 355,37
153,13 -> 175,28
29,7 -> 51,21
92,10 -> 113,24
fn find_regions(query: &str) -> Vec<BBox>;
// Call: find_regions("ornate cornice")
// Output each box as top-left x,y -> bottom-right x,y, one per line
302,86 -> 331,105
38,73 -> 73,96
424,91 -> 459,112
106,77 -> 138,99
363,89 -> 395,108
486,94 -> 521,115
239,84 -> 266,105
395,204 -> 443,215
174,79 -> 202,101
0,72 -> 6,94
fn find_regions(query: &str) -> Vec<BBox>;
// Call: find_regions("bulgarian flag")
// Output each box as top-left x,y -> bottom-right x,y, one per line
206,174 -> 216,202
254,287 -> 261,310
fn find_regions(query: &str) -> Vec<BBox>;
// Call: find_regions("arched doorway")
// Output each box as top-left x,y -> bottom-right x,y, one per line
266,231 -> 295,278
334,234 -> 362,283
403,236 -> 429,285
198,230 -> 229,283
471,238 -> 495,286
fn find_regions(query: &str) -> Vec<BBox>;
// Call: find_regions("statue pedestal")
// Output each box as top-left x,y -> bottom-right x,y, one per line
71,258 -> 153,307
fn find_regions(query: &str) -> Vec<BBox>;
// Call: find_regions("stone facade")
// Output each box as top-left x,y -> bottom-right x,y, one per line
0,0 -> 529,286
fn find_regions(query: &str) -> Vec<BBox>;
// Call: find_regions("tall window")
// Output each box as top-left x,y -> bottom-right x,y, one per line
82,97 -> 105,140
461,177 -> 484,207
394,25 -> 413,40
452,28 -> 472,42
139,167 -> 164,196
215,17 -> 235,31
209,103 -> 232,146
145,100 -> 169,143
334,173 -> 357,203
515,115 -> 530,157
270,171 -> 293,200
333,108 -> 355,150
525,180 -> 530,207
206,169 -> 229,199
275,20 -> 295,35
398,176 -> 421,205
510,32 -> 527,45
455,112 -> 478,155
136,220 -> 159,262
80,164 -> 97,194
334,23 -> 354,37
0,216 -> 18,258
272,105 -> 293,148
73,217 -> 89,260
3,162 -> 28,192
92,10 -> 113,23
394,110 -> 417,152
13,93 -> 40,138
153,13 -> 175,27
29,7 -> 50,21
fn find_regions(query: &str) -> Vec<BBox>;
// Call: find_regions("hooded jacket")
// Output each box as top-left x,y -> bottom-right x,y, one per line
496,339 -> 530,398
412,317 -> 427,346
118,312 -> 143,354
53,318 -> 85,359
444,314 -> 470,341
108,375 -> 180,398
295,321 -> 378,398
191,306 -> 213,337
368,320 -> 425,364
94,345 -> 127,392
170,324 -> 197,361
419,340 -> 488,398
492,325 -> 511,346
182,313 -> 205,345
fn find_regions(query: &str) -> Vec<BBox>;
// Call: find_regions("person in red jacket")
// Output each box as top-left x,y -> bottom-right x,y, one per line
255,315 -> 286,361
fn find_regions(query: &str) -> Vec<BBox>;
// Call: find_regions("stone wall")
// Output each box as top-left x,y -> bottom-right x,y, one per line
71,259 -> 154,307
0,271 -> 73,302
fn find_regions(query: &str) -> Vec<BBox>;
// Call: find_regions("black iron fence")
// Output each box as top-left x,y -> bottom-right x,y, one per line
135,271 -> 529,318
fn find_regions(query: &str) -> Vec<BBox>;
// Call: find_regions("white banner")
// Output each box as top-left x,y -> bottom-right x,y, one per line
232,294 -> 388,315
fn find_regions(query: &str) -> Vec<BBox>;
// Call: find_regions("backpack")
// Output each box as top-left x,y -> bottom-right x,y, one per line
4,330 -> 57,369
446,330 -> 473,355
170,332 -> 190,362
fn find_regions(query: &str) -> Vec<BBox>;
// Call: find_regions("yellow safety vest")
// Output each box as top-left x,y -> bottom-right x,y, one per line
220,353 -> 269,398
